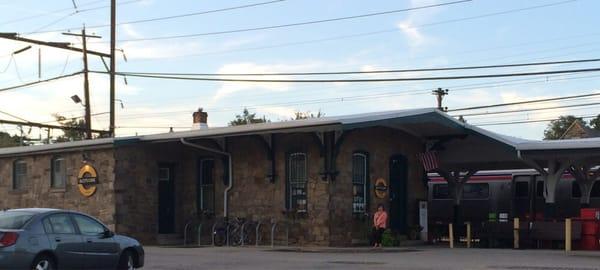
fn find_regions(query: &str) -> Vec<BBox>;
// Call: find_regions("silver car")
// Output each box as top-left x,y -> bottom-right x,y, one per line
0,208 -> 144,270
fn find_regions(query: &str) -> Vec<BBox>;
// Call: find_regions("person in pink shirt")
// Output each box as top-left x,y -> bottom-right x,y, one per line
372,204 -> 388,248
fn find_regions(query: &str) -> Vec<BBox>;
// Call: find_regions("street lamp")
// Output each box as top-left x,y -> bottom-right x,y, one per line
71,95 -> 83,105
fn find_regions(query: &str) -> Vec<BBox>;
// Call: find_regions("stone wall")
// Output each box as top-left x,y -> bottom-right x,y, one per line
330,126 -> 426,246
0,148 -> 117,230
227,133 -> 330,246
114,141 -> 225,244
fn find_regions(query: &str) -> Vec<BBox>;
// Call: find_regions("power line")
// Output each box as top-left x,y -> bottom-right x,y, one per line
119,1 -> 587,62
472,114 -> 598,126
0,0 -> 138,26
455,101 -> 600,117
89,0 -> 472,43
110,74 -> 600,121
449,92 -> 600,112
122,58 -> 600,77
97,67 -> 600,83
29,0 -> 288,34
0,110 -> 31,122
0,71 -> 83,93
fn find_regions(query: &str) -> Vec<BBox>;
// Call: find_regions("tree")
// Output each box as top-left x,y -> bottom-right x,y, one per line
590,114 -> 600,130
53,114 -> 86,142
0,131 -> 23,148
229,108 -> 269,126
293,110 -> 324,120
543,115 -> 584,140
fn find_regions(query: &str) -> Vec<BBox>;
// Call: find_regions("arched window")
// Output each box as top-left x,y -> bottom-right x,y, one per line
13,159 -> 27,190
51,156 -> 67,189
287,152 -> 307,213
352,153 -> 368,213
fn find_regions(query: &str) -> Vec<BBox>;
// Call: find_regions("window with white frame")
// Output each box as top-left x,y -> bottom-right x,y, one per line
13,159 -> 27,190
51,156 -> 66,189
352,153 -> 368,213
288,153 -> 307,213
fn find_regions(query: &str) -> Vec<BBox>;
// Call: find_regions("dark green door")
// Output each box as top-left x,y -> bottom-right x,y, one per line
389,155 -> 408,233
158,164 -> 175,234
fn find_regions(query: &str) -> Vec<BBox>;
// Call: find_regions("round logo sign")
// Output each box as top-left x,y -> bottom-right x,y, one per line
78,164 -> 98,197
374,178 -> 388,199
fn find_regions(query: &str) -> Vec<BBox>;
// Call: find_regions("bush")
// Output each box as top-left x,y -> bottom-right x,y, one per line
381,229 -> 400,247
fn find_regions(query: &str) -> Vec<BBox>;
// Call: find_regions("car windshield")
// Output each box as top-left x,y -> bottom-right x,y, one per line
0,211 -> 35,229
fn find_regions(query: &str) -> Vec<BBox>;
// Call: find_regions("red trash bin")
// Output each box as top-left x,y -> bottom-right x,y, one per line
580,208 -> 600,250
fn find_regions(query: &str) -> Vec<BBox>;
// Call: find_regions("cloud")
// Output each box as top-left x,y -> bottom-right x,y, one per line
396,0 -> 442,49
397,21 -> 426,47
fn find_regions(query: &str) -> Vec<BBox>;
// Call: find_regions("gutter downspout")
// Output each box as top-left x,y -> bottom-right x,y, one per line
181,138 -> 232,219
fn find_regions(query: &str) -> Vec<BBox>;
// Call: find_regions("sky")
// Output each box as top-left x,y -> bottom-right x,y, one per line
0,0 -> 599,140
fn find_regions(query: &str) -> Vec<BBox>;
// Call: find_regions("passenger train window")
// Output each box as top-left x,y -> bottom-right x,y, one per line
571,181 -> 600,198
432,183 -> 489,199
536,181 -> 544,198
591,181 -> 600,198
515,182 -> 529,198
463,183 -> 489,199
432,184 -> 450,199
572,182 -> 582,198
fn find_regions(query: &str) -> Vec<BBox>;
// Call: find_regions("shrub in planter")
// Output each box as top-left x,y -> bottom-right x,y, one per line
381,229 -> 399,247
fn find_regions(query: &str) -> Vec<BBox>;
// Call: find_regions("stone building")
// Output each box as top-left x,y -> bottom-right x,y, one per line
0,108 -> 518,246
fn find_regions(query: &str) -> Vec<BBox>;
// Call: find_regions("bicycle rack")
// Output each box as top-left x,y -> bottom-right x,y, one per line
211,220 -> 223,246
196,223 -> 203,246
183,220 -> 194,246
270,221 -> 289,248
240,221 -> 250,247
255,221 -> 264,247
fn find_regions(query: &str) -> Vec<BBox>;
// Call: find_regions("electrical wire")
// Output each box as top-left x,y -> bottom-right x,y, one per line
97,67 -> 600,83
472,114 -> 598,126
83,0 -> 572,44
455,102 -> 600,117
88,0 -> 472,43
0,0 -> 128,26
0,71 -> 83,93
30,0 -> 288,34
449,92 -> 600,112
122,58 -> 600,77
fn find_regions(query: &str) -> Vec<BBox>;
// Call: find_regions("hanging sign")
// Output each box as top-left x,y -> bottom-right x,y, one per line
374,178 -> 388,199
78,164 -> 98,197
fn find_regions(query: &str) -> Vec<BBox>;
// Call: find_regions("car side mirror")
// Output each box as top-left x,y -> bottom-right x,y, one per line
102,230 -> 114,238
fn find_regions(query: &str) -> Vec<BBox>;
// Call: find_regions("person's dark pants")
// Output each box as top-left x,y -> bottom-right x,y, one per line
372,227 -> 385,245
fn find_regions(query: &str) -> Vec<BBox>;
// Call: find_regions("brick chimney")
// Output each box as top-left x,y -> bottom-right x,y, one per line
192,108 -> 208,129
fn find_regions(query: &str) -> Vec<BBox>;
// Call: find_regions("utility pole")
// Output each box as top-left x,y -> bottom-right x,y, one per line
109,0 -> 117,137
63,29 -> 102,140
432,88 -> 449,111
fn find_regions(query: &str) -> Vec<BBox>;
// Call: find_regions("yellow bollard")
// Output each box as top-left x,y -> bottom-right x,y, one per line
449,223 -> 454,249
513,218 -> 519,249
565,218 -> 572,252
466,222 -> 472,248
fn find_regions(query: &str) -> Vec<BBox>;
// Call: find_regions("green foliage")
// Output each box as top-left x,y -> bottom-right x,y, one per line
543,115 -> 584,140
590,114 -> 600,130
293,110 -> 324,120
0,131 -> 24,148
53,114 -> 86,142
229,108 -> 269,126
381,229 -> 400,247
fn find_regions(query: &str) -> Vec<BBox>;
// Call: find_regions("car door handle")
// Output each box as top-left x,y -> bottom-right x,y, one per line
54,237 -> 61,242
86,239 -> 93,243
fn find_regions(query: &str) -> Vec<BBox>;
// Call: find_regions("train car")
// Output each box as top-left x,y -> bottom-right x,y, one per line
428,169 -> 600,225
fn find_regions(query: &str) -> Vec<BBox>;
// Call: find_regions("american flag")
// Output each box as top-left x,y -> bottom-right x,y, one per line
418,151 -> 439,171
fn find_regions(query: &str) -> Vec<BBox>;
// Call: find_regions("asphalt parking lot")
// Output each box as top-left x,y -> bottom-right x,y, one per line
143,246 -> 600,270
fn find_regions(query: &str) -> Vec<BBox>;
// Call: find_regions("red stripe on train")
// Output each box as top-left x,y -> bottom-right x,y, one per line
428,173 -> 574,183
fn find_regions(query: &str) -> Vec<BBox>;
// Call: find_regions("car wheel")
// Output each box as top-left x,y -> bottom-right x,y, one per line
31,255 -> 55,270
118,250 -> 135,270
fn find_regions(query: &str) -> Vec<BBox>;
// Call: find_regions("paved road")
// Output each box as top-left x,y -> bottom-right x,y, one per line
143,246 -> 600,270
